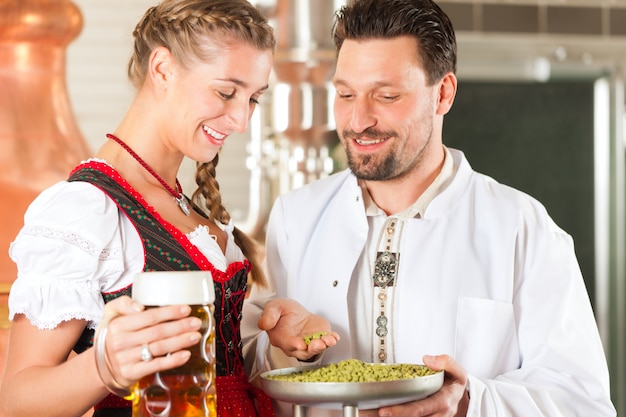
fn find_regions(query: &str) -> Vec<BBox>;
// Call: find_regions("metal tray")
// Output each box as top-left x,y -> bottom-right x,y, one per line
260,364 -> 444,411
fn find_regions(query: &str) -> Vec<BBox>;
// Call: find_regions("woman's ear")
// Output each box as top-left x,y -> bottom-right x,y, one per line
147,46 -> 175,89
436,72 -> 457,116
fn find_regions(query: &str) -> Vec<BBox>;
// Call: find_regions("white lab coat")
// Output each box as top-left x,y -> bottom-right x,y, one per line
247,149 -> 615,416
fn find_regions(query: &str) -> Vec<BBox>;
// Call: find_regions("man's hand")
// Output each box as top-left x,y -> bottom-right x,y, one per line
257,298 -> 340,360
360,354 -> 469,417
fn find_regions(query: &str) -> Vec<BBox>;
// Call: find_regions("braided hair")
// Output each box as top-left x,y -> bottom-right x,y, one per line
128,0 -> 275,288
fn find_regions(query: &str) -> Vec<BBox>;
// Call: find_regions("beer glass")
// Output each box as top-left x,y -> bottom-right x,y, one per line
131,270 -> 216,417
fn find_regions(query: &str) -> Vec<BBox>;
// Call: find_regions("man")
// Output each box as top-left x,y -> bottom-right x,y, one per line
249,0 -> 616,415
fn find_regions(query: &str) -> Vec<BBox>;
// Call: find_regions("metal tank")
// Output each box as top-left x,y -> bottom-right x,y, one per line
242,0 -> 345,237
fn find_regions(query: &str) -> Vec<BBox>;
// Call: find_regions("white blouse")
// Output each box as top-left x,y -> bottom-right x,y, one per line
8,178 -> 244,331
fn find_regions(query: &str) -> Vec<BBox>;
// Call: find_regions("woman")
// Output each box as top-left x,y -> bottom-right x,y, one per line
0,1 -> 278,415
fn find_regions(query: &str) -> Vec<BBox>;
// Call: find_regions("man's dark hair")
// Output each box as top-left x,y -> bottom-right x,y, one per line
332,0 -> 457,85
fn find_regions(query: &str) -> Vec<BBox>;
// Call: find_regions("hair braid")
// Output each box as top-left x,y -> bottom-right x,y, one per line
192,156 -> 267,288
193,156 -> 228,224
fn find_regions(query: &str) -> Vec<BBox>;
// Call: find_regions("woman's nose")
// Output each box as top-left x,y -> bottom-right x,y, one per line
225,101 -> 251,133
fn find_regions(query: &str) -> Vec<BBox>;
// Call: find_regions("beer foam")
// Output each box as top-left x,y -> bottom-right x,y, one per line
132,271 -> 215,305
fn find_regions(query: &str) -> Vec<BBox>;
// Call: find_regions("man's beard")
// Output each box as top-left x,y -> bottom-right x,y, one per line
346,140 -> 397,181
342,127 -> 432,182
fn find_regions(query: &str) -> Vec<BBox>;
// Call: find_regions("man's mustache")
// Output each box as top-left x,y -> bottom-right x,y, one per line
342,128 -> 396,140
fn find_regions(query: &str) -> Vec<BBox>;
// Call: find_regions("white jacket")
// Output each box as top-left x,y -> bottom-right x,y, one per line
249,149 -> 615,416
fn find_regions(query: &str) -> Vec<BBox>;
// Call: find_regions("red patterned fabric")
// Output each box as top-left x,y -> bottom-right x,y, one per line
217,375 -> 275,417
94,376 -> 276,416
93,393 -> 130,410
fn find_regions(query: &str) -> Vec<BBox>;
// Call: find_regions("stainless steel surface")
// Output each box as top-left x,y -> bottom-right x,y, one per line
243,0 -> 342,237
260,365 -> 444,411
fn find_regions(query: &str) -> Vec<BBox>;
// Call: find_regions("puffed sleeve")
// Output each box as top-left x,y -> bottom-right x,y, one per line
8,180 -> 132,330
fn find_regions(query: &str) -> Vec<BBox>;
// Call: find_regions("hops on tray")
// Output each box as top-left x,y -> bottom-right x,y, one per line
267,359 -> 437,383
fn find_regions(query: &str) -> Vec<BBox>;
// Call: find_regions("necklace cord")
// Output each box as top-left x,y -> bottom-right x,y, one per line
106,133 -> 191,216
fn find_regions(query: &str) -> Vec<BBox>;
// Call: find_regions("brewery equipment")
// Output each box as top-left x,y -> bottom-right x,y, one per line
242,0 -> 344,237
0,0 -> 90,283
0,0 -> 90,405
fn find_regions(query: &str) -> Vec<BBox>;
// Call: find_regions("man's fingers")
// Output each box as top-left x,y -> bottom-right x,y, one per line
423,354 -> 452,372
257,304 -> 281,331
423,354 -> 468,385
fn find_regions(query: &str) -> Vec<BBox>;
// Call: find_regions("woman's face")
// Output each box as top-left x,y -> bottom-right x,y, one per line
160,42 -> 273,163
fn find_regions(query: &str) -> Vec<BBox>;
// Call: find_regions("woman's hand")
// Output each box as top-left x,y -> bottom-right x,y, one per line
257,298 -> 340,361
360,354 -> 469,417
96,296 -> 203,390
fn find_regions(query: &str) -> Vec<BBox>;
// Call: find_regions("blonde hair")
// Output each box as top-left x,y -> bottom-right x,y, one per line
129,0 -> 275,288
128,0 -> 275,89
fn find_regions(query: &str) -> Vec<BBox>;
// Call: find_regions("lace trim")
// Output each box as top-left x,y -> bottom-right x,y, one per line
9,276 -> 104,330
187,224 -> 217,241
82,157 -> 112,167
18,224 -> 114,260
99,247 -> 121,261
11,309 -> 101,330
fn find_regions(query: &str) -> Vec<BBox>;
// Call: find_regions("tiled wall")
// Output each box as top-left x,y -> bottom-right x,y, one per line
68,0 -> 154,154
440,1 -> 626,37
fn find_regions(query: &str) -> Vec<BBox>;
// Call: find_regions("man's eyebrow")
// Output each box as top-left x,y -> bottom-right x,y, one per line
332,78 -> 395,89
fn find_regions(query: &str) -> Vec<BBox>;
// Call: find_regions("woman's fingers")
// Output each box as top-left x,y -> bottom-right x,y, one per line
107,308 -> 201,349
116,344 -> 194,384
101,302 -> 203,385
101,295 -> 144,322
107,303 -> 192,332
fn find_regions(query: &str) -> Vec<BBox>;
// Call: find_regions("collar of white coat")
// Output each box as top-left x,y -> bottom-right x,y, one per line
359,146 -> 457,219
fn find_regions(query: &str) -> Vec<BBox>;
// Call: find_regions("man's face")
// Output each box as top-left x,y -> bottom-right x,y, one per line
332,36 -> 441,181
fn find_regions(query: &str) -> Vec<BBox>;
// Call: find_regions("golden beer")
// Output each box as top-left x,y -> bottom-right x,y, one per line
131,271 -> 216,417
